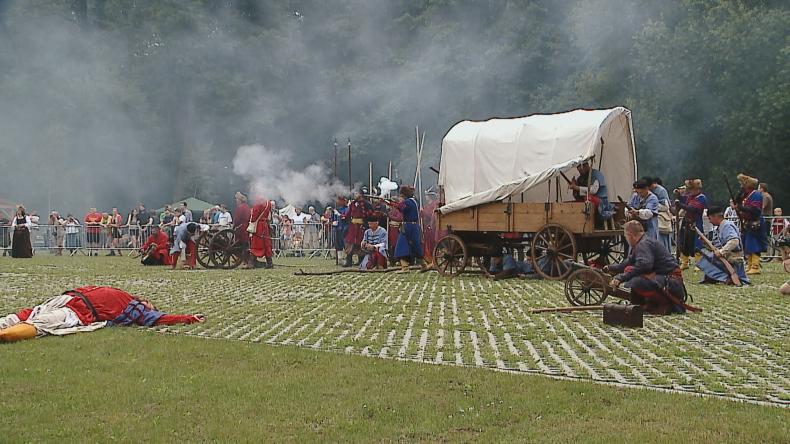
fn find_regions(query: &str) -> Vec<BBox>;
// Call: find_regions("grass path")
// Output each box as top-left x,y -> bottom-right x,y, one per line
2,329 -> 789,442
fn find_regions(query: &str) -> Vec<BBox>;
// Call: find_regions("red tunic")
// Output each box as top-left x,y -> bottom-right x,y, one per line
343,199 -> 370,248
141,231 -> 172,265
249,201 -> 272,258
15,286 -> 200,326
233,202 -> 251,244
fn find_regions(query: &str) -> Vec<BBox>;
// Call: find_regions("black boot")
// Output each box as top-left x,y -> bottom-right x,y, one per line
343,255 -> 353,268
265,256 -> 273,269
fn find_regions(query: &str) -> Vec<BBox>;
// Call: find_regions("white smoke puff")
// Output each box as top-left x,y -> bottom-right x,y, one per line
232,144 -> 347,205
377,177 -> 398,198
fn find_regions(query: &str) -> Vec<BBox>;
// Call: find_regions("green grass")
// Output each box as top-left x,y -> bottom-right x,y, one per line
2,329 -> 789,443
0,255 -> 789,442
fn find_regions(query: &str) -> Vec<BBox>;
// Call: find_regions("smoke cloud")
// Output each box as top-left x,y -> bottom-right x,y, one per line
232,144 -> 346,206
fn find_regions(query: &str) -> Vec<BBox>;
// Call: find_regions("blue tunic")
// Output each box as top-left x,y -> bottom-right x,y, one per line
629,192 -> 660,240
590,169 -> 614,219
394,198 -> 424,259
697,220 -> 749,284
741,190 -> 767,254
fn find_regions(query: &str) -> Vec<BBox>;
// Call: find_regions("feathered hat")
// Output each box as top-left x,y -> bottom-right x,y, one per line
737,173 -> 758,189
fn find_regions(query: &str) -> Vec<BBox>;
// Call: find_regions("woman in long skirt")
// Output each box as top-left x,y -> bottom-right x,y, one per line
11,205 -> 33,258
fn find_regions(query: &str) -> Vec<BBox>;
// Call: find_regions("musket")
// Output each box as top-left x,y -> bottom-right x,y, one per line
617,195 -> 635,212
531,305 -> 604,314
559,171 -> 573,185
364,194 -> 395,203
693,226 -> 742,286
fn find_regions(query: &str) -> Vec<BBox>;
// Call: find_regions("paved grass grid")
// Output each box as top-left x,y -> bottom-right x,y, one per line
1,257 -> 788,407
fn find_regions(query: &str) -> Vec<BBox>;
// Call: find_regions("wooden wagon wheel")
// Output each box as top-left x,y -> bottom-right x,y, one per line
579,235 -> 626,267
196,231 -> 214,269
564,268 -> 608,306
531,223 -> 577,280
433,234 -> 468,277
209,230 -> 245,269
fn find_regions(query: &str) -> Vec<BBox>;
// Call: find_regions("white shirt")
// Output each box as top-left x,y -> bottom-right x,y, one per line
217,211 -> 232,226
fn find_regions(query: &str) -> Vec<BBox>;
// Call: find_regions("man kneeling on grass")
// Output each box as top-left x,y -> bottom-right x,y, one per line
0,286 -> 204,342
604,220 -> 698,315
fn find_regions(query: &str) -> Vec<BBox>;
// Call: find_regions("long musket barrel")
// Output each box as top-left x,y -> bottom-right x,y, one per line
531,305 -> 604,314
693,225 -> 742,286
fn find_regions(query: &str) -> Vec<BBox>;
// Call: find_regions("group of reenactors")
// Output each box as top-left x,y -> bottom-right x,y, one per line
136,185 -> 430,273
338,184 -> 429,273
566,162 -> 777,314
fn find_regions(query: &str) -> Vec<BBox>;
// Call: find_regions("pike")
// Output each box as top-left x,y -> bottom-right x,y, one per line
693,226 -> 742,286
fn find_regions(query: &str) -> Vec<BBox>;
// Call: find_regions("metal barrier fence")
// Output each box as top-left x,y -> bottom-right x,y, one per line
0,221 -> 341,258
0,217 -> 787,259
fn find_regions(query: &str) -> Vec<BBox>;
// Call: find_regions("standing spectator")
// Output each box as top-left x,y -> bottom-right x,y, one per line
84,207 -> 103,256
11,205 -> 33,258
100,212 -> 111,249
759,183 -> 773,216
65,215 -> 81,254
181,202 -> 192,222
108,208 -> 123,256
217,204 -> 233,227
772,208 -> 787,236
303,206 -> 320,249
280,215 -> 293,250
126,208 -> 141,250
49,212 -> 66,256
160,207 -> 175,240
0,213 -> 10,256
321,206 -> 334,248
159,205 -> 171,225
292,206 -> 308,237
724,199 -> 738,220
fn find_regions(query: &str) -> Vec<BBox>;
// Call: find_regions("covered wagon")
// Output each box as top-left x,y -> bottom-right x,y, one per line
434,107 -> 637,279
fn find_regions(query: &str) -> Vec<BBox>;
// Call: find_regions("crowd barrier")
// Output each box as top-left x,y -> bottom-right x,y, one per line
0,217 -> 787,260
0,221 -> 341,258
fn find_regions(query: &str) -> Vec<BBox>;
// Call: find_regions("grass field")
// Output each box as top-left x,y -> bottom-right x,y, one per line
1,255 -> 788,442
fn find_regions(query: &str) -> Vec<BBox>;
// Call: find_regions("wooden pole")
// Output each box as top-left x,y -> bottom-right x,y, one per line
369,162 -> 373,194
388,161 -> 392,180
333,138 -> 338,179
347,137 -> 352,191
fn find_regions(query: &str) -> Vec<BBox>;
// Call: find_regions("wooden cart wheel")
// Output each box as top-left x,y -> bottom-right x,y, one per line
531,223 -> 577,280
196,231 -> 214,269
579,235 -> 626,267
564,268 -> 608,306
209,230 -> 245,269
433,234 -> 468,277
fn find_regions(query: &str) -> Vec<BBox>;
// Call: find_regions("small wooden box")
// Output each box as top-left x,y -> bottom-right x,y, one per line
603,303 -> 643,328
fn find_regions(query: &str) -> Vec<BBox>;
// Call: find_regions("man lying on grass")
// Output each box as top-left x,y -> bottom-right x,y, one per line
0,286 -> 205,342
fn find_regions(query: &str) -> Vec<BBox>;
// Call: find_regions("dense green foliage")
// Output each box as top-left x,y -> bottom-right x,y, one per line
0,0 -> 786,212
